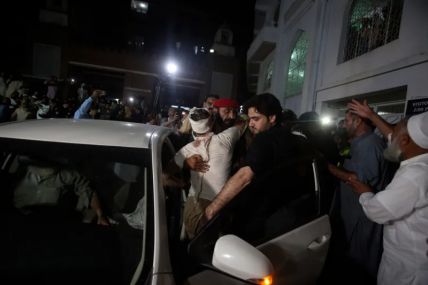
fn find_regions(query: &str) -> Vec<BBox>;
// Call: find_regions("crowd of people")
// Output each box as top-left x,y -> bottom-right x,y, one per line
162,93 -> 427,285
1,71 -> 427,285
0,72 -> 171,125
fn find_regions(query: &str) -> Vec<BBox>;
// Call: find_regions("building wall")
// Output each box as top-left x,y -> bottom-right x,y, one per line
258,49 -> 275,94
317,0 -> 428,106
250,0 -> 428,118
272,0 -> 319,114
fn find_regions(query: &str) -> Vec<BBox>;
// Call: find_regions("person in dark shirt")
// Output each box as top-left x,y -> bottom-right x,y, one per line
203,93 -> 306,224
281,108 -> 298,132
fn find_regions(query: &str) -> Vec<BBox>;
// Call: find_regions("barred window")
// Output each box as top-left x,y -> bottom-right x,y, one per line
286,32 -> 308,97
343,0 -> 404,62
264,61 -> 274,90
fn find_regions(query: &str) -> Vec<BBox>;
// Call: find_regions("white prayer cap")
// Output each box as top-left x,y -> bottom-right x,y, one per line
408,111 -> 428,149
189,107 -> 212,134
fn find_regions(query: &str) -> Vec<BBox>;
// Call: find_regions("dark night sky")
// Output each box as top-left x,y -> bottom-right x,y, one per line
3,0 -> 256,58
176,0 -> 256,49
2,0 -> 256,99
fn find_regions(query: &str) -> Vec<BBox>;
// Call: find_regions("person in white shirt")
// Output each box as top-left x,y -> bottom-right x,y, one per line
5,76 -> 23,98
162,107 -> 246,239
36,97 -> 50,119
348,100 -> 428,285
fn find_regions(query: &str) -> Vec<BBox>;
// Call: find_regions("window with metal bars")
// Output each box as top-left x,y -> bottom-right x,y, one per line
343,0 -> 404,62
286,32 -> 308,97
264,61 -> 274,90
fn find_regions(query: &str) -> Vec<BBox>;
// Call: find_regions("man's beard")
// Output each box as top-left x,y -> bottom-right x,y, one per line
383,138 -> 403,162
215,114 -> 235,127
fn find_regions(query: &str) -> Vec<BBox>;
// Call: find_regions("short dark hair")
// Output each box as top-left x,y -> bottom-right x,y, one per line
243,93 -> 282,123
204,94 -> 220,103
190,108 -> 210,121
282,109 -> 297,122
345,109 -> 373,127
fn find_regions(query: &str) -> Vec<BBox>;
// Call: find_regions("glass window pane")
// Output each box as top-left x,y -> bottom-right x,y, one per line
343,0 -> 404,62
286,32 -> 308,97
0,139 -> 153,284
264,61 -> 274,90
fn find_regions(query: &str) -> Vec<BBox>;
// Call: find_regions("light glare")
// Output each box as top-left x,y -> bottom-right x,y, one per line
322,117 -> 331,125
166,63 -> 177,74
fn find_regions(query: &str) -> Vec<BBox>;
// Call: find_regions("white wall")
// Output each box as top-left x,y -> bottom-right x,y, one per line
270,0 -> 319,116
262,0 -> 428,116
320,0 -> 428,88
258,49 -> 276,94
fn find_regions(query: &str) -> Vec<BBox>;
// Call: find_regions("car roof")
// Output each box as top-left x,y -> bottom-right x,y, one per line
0,119 -> 171,148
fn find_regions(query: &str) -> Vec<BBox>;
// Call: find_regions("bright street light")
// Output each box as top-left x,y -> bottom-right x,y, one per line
321,117 -> 331,125
166,63 -> 177,74
210,49 -> 214,53
129,97 -> 134,102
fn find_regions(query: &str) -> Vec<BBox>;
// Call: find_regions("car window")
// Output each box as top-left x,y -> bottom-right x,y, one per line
188,156 -> 321,262
0,138 -> 154,284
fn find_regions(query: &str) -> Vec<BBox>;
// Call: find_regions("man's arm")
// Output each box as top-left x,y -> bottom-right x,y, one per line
162,160 -> 188,188
348,99 -> 393,138
162,114 -> 179,127
74,90 -> 101,119
353,176 -> 419,224
184,154 -> 210,172
327,163 -> 357,182
90,193 -> 108,225
66,169 -> 108,225
205,166 -> 254,220
74,97 -> 93,119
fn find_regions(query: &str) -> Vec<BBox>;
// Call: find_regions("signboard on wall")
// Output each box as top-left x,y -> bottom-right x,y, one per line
405,98 -> 428,117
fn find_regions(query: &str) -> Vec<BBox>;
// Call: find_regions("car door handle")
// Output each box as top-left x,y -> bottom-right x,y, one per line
307,234 -> 331,250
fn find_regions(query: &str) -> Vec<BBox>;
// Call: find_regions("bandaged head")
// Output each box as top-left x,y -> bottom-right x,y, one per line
189,107 -> 212,134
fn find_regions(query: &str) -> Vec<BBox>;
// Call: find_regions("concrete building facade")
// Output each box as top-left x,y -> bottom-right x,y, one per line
248,0 -> 428,125
3,0 -> 241,108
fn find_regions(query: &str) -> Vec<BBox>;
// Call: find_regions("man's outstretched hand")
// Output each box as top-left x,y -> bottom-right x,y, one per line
347,177 -> 373,194
185,154 -> 210,173
348,99 -> 374,119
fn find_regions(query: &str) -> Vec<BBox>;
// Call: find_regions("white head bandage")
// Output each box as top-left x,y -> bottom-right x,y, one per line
189,107 -> 212,134
408,111 -> 428,149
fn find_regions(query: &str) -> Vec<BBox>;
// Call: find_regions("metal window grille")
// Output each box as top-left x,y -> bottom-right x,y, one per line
264,61 -> 274,90
376,103 -> 405,115
286,32 -> 308,97
343,0 -> 404,62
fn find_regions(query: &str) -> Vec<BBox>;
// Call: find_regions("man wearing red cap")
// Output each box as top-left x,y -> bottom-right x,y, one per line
185,97 -> 247,172
212,98 -> 239,134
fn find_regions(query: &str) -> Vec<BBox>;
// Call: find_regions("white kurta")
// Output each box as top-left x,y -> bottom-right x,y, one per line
5,80 -> 23,97
359,153 -> 428,285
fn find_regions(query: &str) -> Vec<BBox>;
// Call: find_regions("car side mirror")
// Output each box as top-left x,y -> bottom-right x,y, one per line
212,235 -> 274,284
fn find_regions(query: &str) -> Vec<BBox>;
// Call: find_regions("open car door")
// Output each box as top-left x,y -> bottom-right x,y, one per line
187,156 -> 331,285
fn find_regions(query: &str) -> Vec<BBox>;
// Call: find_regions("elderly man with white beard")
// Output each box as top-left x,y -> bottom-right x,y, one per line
348,100 -> 428,285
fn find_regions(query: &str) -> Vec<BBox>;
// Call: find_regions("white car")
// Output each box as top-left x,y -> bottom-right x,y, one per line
0,120 -> 331,284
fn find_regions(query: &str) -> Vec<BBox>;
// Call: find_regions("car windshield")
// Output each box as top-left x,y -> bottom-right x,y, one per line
0,138 -> 153,284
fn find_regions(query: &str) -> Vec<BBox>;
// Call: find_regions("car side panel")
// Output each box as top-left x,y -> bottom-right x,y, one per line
186,270 -> 246,285
256,215 -> 331,285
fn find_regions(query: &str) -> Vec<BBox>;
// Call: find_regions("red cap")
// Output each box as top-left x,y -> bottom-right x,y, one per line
213,98 -> 239,108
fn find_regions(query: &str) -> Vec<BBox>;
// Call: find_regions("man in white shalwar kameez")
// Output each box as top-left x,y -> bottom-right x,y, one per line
348,100 -> 428,285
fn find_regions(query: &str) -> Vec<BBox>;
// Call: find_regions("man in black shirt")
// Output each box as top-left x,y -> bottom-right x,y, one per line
203,93 -> 306,223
